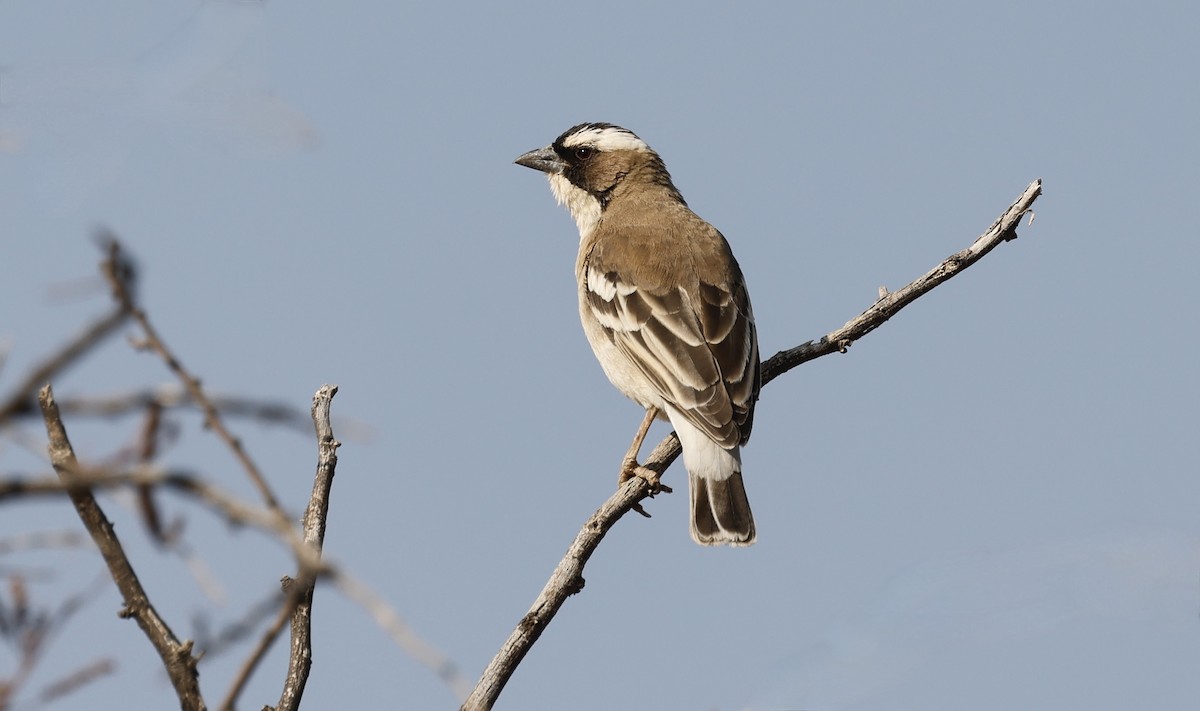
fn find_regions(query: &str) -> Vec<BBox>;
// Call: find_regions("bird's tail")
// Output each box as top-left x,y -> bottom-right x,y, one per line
667,408 -> 756,546
689,468 -> 756,546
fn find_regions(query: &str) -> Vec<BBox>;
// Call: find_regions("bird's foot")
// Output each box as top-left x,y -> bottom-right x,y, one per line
619,460 -> 674,495
620,457 -> 672,518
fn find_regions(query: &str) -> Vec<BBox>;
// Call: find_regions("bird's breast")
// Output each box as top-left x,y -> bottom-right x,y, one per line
576,279 -> 666,411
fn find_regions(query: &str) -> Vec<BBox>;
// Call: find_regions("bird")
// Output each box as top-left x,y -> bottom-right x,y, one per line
514,122 -> 761,547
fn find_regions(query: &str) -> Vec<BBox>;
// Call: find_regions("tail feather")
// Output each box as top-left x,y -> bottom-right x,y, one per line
689,470 -> 755,546
666,406 -> 757,546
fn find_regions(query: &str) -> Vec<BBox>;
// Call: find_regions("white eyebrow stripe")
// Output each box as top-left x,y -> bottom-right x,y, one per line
562,125 -> 650,153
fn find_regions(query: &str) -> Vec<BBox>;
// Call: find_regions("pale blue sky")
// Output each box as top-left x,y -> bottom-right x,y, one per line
2,2 -> 1197,710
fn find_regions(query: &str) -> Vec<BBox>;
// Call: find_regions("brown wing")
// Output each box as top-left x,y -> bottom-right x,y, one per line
583,223 -> 759,447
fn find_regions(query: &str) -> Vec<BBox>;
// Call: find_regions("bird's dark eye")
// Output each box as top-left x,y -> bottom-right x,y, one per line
574,146 -> 594,161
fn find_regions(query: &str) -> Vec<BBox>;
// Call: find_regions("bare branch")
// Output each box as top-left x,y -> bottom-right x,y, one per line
273,384 -> 340,711
303,385 -> 340,556
763,178 -> 1044,381
460,179 -> 1044,710
37,384 -> 206,711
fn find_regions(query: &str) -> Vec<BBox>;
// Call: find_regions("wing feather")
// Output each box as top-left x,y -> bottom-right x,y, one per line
583,226 -> 760,448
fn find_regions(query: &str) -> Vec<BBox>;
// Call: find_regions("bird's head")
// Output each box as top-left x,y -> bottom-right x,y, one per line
515,123 -> 682,238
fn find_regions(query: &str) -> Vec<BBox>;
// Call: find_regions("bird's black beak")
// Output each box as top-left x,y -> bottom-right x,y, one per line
514,146 -> 565,175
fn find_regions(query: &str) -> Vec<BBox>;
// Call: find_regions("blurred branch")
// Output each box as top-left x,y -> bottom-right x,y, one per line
460,178 -> 1045,711
7,380 -> 373,441
134,400 -> 169,543
0,468 -> 287,536
49,386 -> 374,440
1,441 -> 465,702
218,591 -> 293,711
193,588 -> 285,659
97,233 -> 288,523
0,571 -> 112,710
4,236 -> 470,708
33,658 -> 117,708
0,530 -> 90,556
37,384 -> 205,710
56,387 -> 307,425
0,301 -> 131,425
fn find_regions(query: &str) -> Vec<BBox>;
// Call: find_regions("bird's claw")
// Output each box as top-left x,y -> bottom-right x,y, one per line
621,459 -> 672,519
619,461 -> 673,496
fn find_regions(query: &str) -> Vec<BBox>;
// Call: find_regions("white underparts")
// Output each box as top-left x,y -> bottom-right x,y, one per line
549,173 -> 602,240
666,404 -> 740,481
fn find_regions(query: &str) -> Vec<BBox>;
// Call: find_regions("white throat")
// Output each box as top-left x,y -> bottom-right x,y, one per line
548,173 -> 602,240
